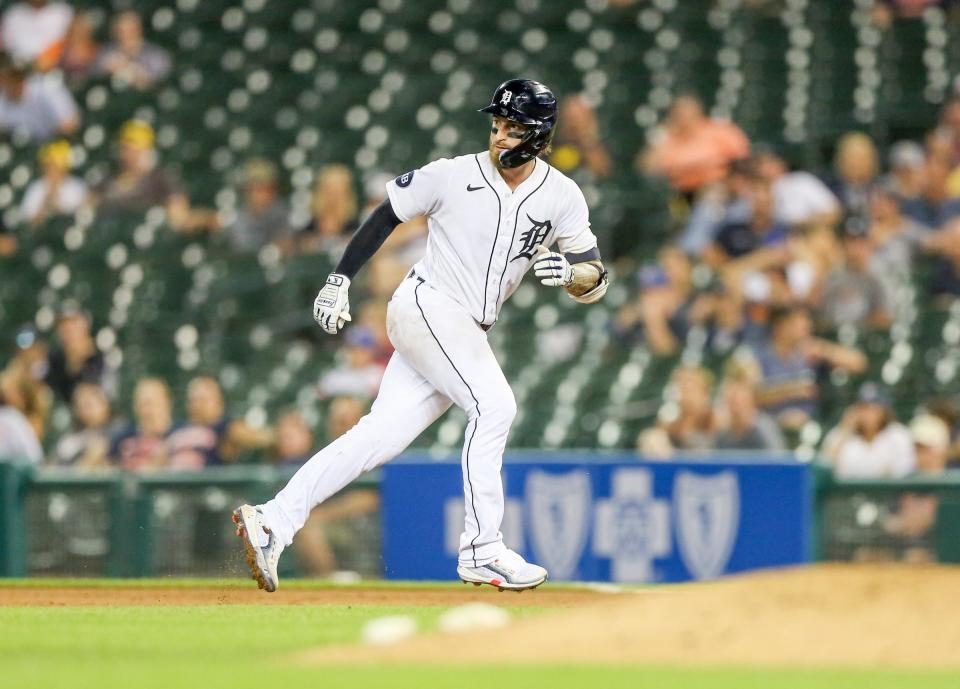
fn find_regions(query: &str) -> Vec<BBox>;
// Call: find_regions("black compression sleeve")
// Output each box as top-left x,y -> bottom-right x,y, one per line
334,198 -> 403,279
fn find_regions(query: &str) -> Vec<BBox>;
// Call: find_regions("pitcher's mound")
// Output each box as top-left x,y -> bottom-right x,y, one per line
306,564 -> 960,668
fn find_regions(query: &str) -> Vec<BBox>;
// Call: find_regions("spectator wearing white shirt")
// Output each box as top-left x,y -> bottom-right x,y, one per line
20,139 -> 88,226
0,365 -> 44,465
0,55 -> 79,141
317,327 -> 386,400
822,383 -> 916,478
753,144 -> 842,229
0,0 -> 73,71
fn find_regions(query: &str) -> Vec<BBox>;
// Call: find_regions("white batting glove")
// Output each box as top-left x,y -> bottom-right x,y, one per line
313,273 -> 352,335
533,244 -> 574,287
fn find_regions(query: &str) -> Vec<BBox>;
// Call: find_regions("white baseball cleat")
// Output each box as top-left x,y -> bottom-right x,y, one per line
232,504 -> 283,592
457,549 -> 548,592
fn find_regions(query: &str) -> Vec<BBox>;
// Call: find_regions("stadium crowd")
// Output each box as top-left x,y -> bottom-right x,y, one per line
619,88 -> 960,477
0,0 -> 959,495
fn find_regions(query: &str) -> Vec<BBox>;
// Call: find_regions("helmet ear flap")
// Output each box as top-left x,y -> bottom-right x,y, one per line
497,121 -> 554,169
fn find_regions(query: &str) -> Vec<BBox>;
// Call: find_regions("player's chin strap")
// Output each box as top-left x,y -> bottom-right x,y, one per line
569,269 -> 609,304
498,122 -> 551,169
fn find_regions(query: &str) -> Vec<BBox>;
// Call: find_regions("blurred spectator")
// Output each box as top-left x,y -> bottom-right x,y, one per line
325,395 -> 366,443
296,164 -> 358,257
679,158 -> 754,256
706,174 -> 789,265
929,97 -> 960,168
786,225 -> 844,303
58,11 -> 98,87
867,182 -> 924,306
640,94 -> 749,196
94,11 -> 170,90
92,120 -> 204,231
924,218 -> 960,297
225,158 -> 292,253
815,220 -> 891,331
0,215 -> 15,256
899,155 -> 960,229
358,173 -> 392,220
317,326 -> 386,399
708,271 -> 775,353
873,0 -> 942,27
108,378 -> 176,471
295,484 -> 381,578
0,53 -> 79,141
355,301 -> 393,364
828,132 -> 880,220
0,365 -> 44,464
10,324 -> 48,382
166,376 -> 273,469
20,139 -> 88,226
910,413 -> 951,474
714,369 -> 787,451
292,397 -> 378,577
362,172 -> 427,270
886,140 -> 926,204
367,247 -> 416,299
52,382 -> 114,467
882,413 -> 952,563
45,304 -> 113,404
924,397 -> 960,466
548,94 -> 612,178
0,1 -> 73,71
273,410 -> 314,466
0,355 -> 50,440
614,247 -> 694,355
752,145 -> 841,228
821,383 -> 915,478
639,366 -> 717,457
751,306 -> 867,430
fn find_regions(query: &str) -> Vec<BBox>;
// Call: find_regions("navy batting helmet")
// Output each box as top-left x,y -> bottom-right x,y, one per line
479,78 -> 558,168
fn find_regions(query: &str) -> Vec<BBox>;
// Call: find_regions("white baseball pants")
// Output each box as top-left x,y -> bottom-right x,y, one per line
259,274 -> 515,567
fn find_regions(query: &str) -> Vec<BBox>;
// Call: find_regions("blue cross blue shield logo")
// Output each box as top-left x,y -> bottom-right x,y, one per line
673,470 -> 740,580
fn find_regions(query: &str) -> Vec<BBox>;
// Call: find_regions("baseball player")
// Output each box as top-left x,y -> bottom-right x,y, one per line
233,78 -> 609,592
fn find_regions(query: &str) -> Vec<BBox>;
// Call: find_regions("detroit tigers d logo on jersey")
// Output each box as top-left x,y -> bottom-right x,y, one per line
511,214 -> 552,261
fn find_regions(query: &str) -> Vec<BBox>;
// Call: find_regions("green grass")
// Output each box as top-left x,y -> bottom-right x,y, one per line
1,582 -> 955,689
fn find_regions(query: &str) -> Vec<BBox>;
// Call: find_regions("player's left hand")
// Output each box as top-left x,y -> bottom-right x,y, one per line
313,273 -> 352,335
533,244 -> 574,287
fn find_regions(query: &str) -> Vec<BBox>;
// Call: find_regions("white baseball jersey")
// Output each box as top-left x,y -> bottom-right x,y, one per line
386,152 -> 599,326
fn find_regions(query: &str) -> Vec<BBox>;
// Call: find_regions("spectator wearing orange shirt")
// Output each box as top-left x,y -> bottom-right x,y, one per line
640,94 -> 750,197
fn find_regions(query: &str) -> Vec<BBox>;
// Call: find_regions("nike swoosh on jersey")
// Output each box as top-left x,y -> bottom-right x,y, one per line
466,184 -> 485,192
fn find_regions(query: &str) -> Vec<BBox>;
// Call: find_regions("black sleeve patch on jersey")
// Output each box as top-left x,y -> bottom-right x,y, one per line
565,246 -> 601,264
395,170 -> 415,188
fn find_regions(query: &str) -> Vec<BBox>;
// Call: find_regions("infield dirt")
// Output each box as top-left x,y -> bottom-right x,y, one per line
0,583 -> 601,608
305,564 -> 960,668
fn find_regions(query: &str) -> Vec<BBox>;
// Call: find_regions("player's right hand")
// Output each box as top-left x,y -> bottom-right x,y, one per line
313,273 -> 352,335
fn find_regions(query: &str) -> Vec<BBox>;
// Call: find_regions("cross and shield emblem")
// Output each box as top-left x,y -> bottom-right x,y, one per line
525,470 -> 591,580
673,470 -> 740,580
